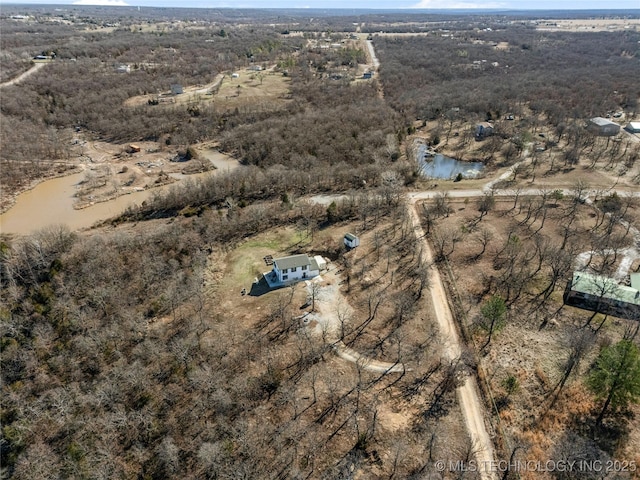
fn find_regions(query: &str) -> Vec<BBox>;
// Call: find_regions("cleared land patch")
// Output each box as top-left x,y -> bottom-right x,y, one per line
123,67 -> 291,112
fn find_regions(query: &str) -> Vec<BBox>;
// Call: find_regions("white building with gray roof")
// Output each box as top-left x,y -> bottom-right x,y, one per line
266,254 -> 320,286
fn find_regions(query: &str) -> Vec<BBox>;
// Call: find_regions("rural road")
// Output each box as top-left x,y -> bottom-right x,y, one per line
408,187 -> 640,202
0,62 -> 47,88
407,199 -> 497,480
403,175 -> 639,480
365,39 -> 380,70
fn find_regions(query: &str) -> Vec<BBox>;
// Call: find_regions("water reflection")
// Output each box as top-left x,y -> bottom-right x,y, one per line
0,173 -> 156,235
418,145 -> 484,180
0,149 -> 240,235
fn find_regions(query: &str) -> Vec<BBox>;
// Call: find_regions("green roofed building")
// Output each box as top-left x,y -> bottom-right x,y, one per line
564,272 -> 640,320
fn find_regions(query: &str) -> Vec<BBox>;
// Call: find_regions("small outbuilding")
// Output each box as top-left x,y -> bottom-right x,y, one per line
344,233 -> 360,249
625,122 -> 640,134
475,122 -> 494,140
170,84 -> 184,95
587,117 -> 620,136
314,255 -> 328,271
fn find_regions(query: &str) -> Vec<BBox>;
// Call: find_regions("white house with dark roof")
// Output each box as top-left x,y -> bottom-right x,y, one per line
264,254 -> 320,287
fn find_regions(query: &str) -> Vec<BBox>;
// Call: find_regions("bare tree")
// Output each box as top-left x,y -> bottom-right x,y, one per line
476,193 -> 495,222
472,226 -> 494,261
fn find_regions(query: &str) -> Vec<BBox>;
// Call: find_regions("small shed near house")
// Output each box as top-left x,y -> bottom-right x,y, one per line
128,144 -> 141,153
170,84 -> 184,95
587,117 -> 620,136
625,122 -> 640,133
344,233 -> 360,249
362,71 -> 373,79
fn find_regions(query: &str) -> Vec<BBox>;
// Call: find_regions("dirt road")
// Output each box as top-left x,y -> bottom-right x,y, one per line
0,62 -> 47,88
407,200 -> 497,480
364,39 -> 384,99
365,40 -> 380,70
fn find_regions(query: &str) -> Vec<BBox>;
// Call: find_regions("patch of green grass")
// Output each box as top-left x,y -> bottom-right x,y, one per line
224,227 -> 308,288
237,228 -> 307,253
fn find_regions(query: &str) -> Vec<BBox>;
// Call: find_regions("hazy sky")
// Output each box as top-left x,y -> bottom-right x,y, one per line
3,0 -> 640,10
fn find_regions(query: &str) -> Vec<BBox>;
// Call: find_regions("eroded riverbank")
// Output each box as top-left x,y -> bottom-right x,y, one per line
0,148 -> 240,235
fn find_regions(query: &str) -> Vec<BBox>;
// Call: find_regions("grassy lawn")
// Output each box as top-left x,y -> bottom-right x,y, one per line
223,226 -> 309,289
123,68 -> 290,112
215,69 -> 290,110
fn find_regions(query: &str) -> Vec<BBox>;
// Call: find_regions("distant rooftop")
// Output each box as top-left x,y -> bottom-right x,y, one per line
589,117 -> 618,127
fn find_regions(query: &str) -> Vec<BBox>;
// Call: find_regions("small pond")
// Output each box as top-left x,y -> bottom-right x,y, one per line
417,145 -> 484,180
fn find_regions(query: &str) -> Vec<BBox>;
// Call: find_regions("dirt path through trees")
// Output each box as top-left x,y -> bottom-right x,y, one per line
306,270 -> 408,373
364,39 -> 384,99
365,39 -> 380,70
0,62 -> 47,88
407,199 -> 497,480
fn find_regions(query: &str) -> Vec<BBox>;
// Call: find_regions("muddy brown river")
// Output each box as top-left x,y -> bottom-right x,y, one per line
0,150 -> 239,235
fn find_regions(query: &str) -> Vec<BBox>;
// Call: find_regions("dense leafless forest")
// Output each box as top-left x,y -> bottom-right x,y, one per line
375,28 -> 639,121
2,6 -> 640,480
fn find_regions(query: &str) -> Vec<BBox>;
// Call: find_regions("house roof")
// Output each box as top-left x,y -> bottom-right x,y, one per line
477,122 -> 493,128
344,233 -> 358,241
274,254 -> 311,270
589,117 -> 618,127
626,122 -> 640,132
570,272 -> 640,306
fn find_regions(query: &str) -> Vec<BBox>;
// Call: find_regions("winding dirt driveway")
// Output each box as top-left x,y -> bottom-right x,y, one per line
0,62 -> 47,89
305,269 -> 407,374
